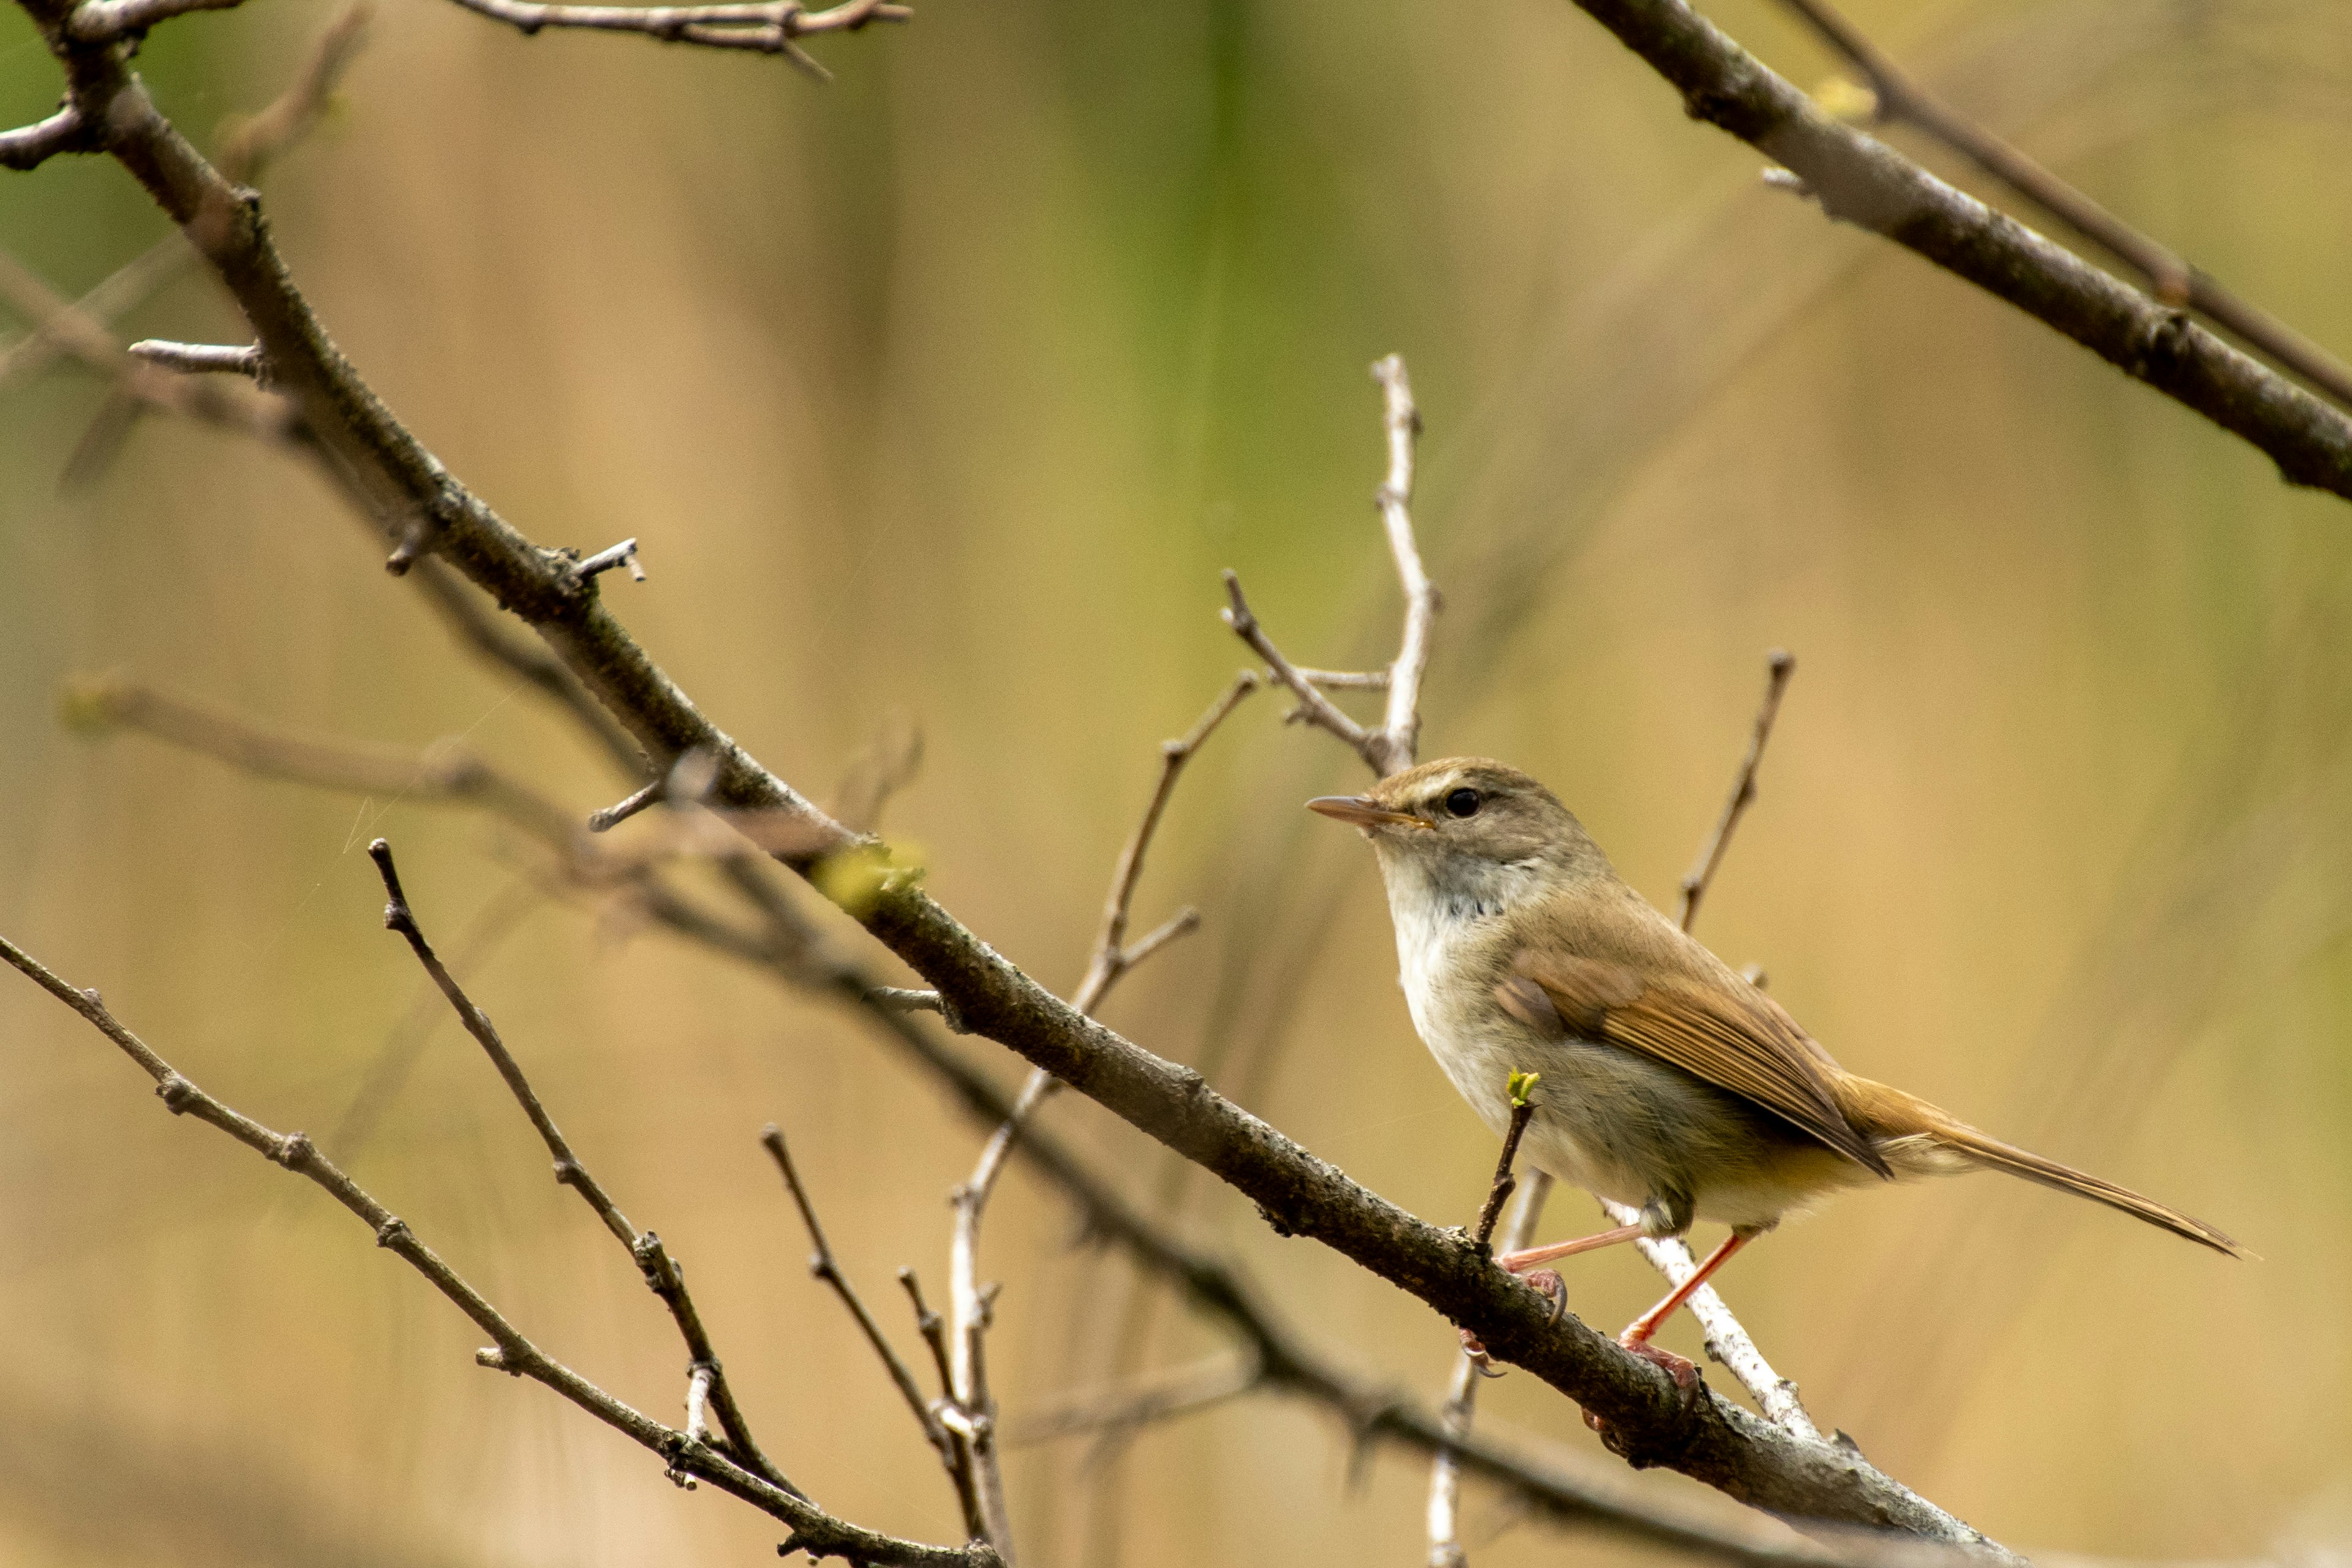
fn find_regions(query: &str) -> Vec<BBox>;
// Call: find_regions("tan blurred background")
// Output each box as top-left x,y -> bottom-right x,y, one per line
6,0 -> 2352,1562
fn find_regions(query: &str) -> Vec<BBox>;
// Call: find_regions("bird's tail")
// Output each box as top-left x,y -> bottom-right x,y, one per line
1929,1122 -> 2248,1258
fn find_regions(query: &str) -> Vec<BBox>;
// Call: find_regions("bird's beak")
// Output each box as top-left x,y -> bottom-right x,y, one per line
1306,795 -> 1425,829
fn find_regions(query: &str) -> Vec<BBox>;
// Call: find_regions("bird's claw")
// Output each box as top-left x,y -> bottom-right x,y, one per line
1457,1327 -> 1506,1378
1521,1268 -> 1569,1323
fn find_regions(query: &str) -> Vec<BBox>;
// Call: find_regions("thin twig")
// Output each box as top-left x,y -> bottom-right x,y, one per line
65,0 -> 243,42
365,839 -> 799,1498
946,1180 -> 1017,1561
1678,651 -> 1795,932
762,1123 -> 984,1537
442,0 -> 907,77
1774,0 -> 2352,413
1008,1352 -> 1259,1448
1369,355 -> 1435,774
1430,1172 -> 1553,1568
897,1268 -> 984,1542
1469,1079 -> 1541,1254
0,106 -> 91,170
126,339 -> 263,377
1222,355 -> 1439,779
0,931 -> 992,1568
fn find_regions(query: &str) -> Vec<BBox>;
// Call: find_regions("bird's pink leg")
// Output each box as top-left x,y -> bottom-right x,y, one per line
1615,1230 -> 1756,1390
1495,1223 -> 1644,1273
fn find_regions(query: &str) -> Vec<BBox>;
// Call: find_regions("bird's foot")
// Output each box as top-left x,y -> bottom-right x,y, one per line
1617,1332 -> 1700,1395
1457,1327 -> 1505,1379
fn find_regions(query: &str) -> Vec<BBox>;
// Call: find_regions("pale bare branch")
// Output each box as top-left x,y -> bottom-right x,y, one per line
442,0 -> 907,78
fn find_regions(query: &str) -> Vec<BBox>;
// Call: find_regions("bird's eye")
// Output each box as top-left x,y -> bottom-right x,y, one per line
1442,788 -> 1482,818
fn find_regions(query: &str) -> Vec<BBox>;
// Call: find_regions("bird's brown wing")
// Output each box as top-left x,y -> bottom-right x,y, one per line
1509,952 -> 1891,1177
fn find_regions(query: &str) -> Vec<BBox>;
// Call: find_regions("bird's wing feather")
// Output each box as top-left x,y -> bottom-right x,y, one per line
1514,951 -> 1891,1177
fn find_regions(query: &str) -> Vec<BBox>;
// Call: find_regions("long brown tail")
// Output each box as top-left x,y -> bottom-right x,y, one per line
1932,1123 -> 2247,1258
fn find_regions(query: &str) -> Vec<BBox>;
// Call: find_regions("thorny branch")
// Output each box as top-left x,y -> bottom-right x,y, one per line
1222,356 -> 1438,779
366,839 -> 800,1498
1773,0 -> 2352,413
0,932 -> 994,1568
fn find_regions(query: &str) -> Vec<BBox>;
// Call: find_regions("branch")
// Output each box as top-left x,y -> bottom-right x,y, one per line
0,105 -> 92,170
0,932 -> 993,1568
1774,0 -> 2352,412
1221,355 -> 1440,778
1008,1352 -> 1258,1449
762,1122 -> 985,1539
1554,0 -> 2352,501
1430,1172 -> 1552,1568
366,839 -> 799,1501
442,0 -> 908,78
1371,353 -> 1436,773
65,0 -> 243,42
1679,650 -> 1795,932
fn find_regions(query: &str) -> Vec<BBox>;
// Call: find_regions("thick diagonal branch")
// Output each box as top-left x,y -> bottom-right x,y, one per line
1774,0 -> 2352,412
1556,0 -> 2352,499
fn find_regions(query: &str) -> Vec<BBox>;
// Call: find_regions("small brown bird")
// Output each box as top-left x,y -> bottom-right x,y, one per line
1311,758 -> 2242,1378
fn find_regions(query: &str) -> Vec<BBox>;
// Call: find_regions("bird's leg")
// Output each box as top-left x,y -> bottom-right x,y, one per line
1460,1222 -> 1646,1368
1495,1222 -> 1643,1273
1613,1228 -> 1758,1389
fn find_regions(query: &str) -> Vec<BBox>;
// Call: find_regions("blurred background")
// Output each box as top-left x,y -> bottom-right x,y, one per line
5,0 -> 2352,1562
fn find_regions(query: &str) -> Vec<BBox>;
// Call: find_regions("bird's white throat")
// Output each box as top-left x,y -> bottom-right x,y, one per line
1375,847 -> 1551,1042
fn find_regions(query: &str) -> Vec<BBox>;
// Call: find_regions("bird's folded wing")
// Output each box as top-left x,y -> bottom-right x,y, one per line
1506,952 -> 1891,1177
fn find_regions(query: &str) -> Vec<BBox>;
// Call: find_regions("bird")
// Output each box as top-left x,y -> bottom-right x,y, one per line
1310,756 -> 2243,1381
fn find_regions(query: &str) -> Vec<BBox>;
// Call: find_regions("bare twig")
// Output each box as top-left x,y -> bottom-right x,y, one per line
762,1123 -> 984,1537
1074,671 -> 1259,1016
1222,355 -> 1438,779
946,1178 -> 1017,1561
830,712 -> 924,835
1008,1352 -> 1259,1448
126,339 -> 263,377
366,839 -> 799,1498
1678,650 -> 1796,932
589,779 -> 665,832
65,0 -> 242,42
216,2 -> 371,183
442,0 -> 907,78
1370,355 -> 1435,772
0,932 -> 993,1568
0,249 -> 293,447
1294,667 -> 1390,689
573,537 -> 644,584
1774,0 -> 2352,413
1469,1077 -> 1542,1256
0,105 -> 91,170
1430,1172 -> 1553,1568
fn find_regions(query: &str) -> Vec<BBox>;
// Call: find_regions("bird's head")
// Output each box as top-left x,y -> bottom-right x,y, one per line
1309,758 -> 1609,909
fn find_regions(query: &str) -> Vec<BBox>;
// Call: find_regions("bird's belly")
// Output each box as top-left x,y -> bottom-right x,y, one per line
1414,1000 -> 1858,1234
